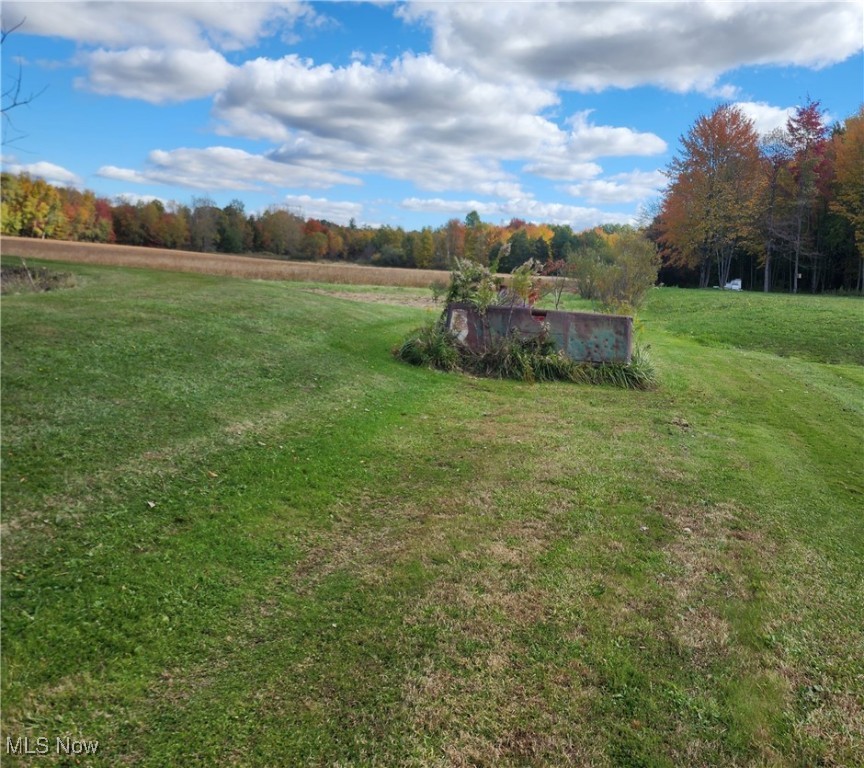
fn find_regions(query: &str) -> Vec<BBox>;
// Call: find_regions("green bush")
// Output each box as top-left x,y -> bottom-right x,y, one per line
570,228 -> 660,314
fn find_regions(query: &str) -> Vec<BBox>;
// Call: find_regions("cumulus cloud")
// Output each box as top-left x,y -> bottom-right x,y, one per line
734,101 -> 797,136
215,53 -> 558,146
400,197 -> 634,229
112,192 -> 167,206
522,161 -> 603,182
564,112 -> 667,160
2,1 -> 316,51
97,146 -> 360,191
400,1 -> 863,93
213,53 -> 665,195
281,195 -> 363,225
80,48 -> 234,102
1,158 -> 82,187
566,169 -> 667,204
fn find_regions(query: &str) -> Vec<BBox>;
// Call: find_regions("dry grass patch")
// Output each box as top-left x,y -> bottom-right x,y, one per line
658,502 -> 758,658
1,236 -> 450,287
305,287 -> 441,309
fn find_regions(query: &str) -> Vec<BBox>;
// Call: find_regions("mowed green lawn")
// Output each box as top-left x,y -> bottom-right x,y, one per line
2,259 -> 862,767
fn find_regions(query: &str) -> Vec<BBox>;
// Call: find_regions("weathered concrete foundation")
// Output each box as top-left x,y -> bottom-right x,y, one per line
444,303 -> 633,364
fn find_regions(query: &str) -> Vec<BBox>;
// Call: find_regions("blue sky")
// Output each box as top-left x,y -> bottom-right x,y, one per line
2,1 -> 862,231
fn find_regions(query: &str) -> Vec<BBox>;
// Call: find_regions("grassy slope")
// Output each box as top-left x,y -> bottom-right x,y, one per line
2,261 -> 862,767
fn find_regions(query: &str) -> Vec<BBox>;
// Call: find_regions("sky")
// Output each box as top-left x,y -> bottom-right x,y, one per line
1,1 -> 862,231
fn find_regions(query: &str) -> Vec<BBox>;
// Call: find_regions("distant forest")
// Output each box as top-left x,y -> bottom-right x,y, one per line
2,101 -> 862,293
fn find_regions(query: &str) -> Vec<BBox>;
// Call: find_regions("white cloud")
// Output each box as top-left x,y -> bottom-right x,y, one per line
1,158 -> 82,187
3,1 -> 316,51
112,192 -> 167,206
214,53 -> 665,195
734,101 -> 796,136
97,146 -> 360,191
566,169 -> 667,204
215,53 -> 558,146
281,195 -> 363,225
401,1 -> 863,94
79,48 -> 233,102
522,161 -> 602,182
564,112 -> 667,160
401,197 -> 634,230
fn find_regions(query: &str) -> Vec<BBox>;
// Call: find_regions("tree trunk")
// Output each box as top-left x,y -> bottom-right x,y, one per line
699,258 -> 711,288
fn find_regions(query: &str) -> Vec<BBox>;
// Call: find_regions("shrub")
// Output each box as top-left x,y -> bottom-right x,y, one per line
569,228 -> 660,313
445,258 -> 499,311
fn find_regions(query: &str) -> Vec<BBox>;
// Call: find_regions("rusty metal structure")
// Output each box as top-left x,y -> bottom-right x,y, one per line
444,303 -> 633,364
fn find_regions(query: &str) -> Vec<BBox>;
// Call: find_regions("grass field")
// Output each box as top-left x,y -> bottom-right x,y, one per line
2,257 -> 863,767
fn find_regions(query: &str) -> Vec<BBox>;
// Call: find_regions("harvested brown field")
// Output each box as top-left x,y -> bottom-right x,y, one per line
0,236 -> 452,288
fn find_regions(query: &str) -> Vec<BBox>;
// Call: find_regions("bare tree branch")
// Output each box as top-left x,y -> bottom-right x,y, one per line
1,17 -> 27,45
1,16 -> 47,145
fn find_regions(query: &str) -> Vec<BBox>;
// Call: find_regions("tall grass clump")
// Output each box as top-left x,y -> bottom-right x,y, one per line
569,342 -> 657,390
395,319 -> 461,372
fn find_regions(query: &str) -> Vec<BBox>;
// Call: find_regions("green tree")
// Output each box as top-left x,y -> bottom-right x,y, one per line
189,196 -> 221,252
414,227 -> 435,269
256,206 -> 304,256
301,231 -> 328,260
593,229 -> 660,313
218,199 -> 249,254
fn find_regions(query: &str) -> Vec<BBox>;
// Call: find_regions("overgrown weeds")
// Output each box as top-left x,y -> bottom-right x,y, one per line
396,320 -> 461,372
394,319 -> 658,389
395,258 -> 657,388
1,263 -> 75,294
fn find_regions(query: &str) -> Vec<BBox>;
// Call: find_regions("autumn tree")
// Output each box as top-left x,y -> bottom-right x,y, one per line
463,210 -> 499,265
440,218 -> 465,264
659,104 -> 762,287
784,98 -> 831,292
1,173 -> 67,238
189,196 -> 221,252
414,227 -> 435,269
753,128 -> 794,291
829,106 -> 864,290
370,225 -> 406,265
301,231 -> 328,260
255,206 -> 304,256
162,202 -> 190,249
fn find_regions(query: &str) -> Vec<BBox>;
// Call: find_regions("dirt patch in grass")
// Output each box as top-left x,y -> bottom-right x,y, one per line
305,288 -> 441,309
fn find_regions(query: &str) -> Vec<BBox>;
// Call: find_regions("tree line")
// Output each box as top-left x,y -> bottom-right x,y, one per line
1,98 -> 861,292
0,174 -> 640,274
654,100 -> 863,293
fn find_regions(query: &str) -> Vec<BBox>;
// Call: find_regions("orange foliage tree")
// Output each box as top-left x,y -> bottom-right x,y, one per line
830,106 -> 864,290
659,104 -> 762,288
